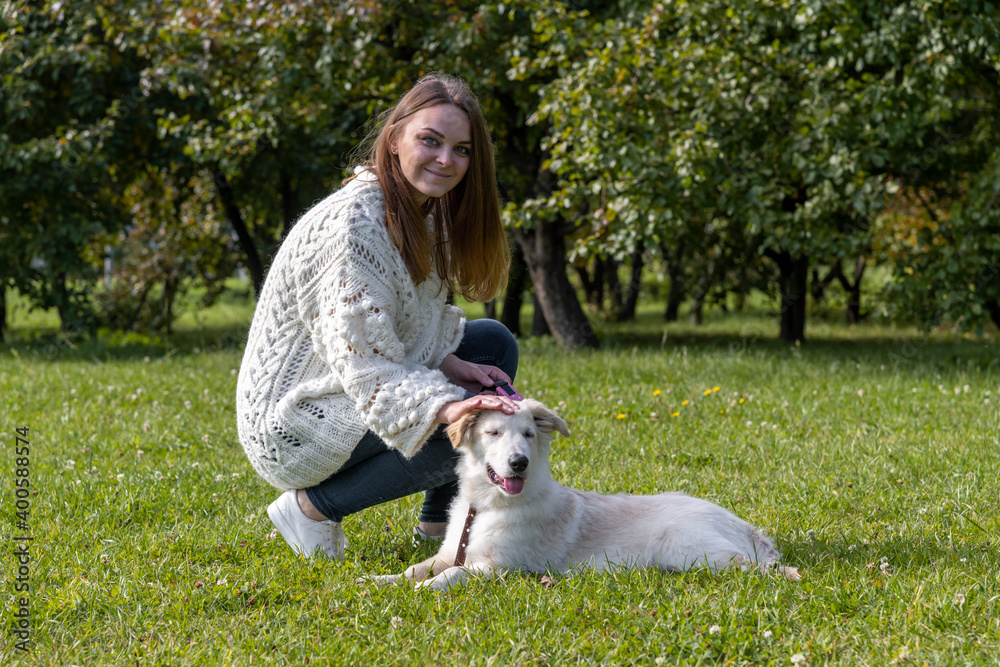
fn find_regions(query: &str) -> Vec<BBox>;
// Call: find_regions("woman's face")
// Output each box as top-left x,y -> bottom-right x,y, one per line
391,103 -> 471,206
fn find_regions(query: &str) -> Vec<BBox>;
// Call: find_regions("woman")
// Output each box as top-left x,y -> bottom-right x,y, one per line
236,74 -> 518,559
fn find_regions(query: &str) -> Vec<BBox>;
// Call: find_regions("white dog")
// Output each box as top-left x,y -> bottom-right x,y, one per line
370,399 -> 799,590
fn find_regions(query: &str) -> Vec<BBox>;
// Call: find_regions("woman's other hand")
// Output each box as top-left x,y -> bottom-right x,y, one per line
439,353 -> 511,395
435,394 -> 517,425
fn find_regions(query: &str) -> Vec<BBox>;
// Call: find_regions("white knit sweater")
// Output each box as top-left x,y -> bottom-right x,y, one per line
236,169 -> 467,490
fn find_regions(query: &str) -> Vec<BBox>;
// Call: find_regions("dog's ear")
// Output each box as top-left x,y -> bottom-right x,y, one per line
526,399 -> 569,438
446,410 -> 481,449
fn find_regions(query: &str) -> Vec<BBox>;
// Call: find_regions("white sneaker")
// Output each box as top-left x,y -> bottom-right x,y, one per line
267,490 -> 348,559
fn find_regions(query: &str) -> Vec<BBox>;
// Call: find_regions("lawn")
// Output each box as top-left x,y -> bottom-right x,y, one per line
2,291 -> 999,665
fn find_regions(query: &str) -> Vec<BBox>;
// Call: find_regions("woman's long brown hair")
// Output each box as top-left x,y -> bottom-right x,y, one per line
355,74 -> 509,302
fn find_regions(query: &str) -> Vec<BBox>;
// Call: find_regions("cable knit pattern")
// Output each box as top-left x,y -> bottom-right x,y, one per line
236,169 -> 467,490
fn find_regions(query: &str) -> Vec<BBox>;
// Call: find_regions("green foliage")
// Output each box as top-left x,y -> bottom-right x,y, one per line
93,167 -> 238,332
2,0 -> 998,339
515,0 -> 1000,336
0,0 -> 149,332
873,7 -> 1000,332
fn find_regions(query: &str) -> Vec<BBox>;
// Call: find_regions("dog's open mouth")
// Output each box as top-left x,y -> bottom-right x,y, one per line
487,464 -> 524,495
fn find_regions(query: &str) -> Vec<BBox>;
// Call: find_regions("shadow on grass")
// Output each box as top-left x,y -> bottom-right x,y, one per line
5,307 -> 997,371
593,313 -> 1000,373
0,322 -> 251,362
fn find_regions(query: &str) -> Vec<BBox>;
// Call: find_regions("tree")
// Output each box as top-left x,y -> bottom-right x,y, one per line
523,0 -> 922,342
0,0 -> 155,334
95,166 -> 238,332
7,0 -> 996,341
874,7 -> 1000,332
436,2 -> 603,347
118,0 -> 376,299
125,0 -> 603,350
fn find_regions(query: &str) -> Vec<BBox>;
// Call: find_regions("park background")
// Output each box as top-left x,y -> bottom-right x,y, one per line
2,1 -> 1000,665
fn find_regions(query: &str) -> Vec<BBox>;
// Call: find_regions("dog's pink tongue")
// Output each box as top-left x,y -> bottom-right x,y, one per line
503,477 -> 524,495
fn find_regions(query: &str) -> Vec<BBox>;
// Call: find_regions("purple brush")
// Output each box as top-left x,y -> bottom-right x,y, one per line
490,380 -> 523,401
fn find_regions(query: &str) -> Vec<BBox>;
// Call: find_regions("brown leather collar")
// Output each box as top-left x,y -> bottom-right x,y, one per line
453,506 -> 478,567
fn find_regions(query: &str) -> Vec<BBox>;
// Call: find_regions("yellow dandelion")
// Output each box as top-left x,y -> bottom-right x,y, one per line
671,412 -> 680,418
719,409 -> 725,414
738,398 -> 745,404
653,389 -> 662,397
682,400 -> 689,406
712,386 -> 720,392
703,389 -> 712,396
616,413 -> 627,419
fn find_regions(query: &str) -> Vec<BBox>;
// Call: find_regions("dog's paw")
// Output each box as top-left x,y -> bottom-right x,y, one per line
361,573 -> 404,587
779,566 -> 801,581
414,576 -> 449,591
414,567 -> 468,591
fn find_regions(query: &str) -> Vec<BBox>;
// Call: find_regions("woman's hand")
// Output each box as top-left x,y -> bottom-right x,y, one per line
439,353 -> 511,395
435,394 -> 518,425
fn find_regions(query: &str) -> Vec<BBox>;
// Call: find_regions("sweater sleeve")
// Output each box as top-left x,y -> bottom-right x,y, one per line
300,216 -> 466,458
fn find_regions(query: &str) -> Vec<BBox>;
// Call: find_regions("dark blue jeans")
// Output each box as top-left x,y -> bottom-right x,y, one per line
304,318 -> 518,524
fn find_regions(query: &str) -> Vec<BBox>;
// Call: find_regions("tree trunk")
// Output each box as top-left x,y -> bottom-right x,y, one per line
734,265 -> 749,312
53,271 -> 83,334
492,91 -> 596,347
53,271 -> 67,331
735,289 -> 746,312
162,275 -> 179,334
279,168 -> 301,239
513,165 -> 599,349
767,249 -> 808,343
835,257 -> 866,325
575,260 -> 602,308
810,263 -> 841,304
660,240 -> 686,322
689,257 -> 718,326
0,288 -> 6,343
531,293 -> 550,337
986,299 -> 1000,330
215,172 -> 265,299
515,219 -> 599,348
604,256 -> 623,315
618,245 -> 644,322
130,282 -> 154,331
499,244 -> 528,337
493,87 -> 596,348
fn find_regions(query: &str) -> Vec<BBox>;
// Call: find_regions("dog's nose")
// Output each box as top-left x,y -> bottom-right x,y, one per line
508,454 -> 529,474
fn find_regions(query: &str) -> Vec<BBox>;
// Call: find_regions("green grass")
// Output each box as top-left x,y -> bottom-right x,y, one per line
2,290 -> 999,665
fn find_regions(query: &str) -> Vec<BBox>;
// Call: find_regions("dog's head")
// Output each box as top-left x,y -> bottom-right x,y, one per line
446,399 -> 569,501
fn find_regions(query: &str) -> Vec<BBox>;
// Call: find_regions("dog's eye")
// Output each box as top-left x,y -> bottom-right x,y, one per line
485,429 -> 500,437
524,430 -> 535,439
